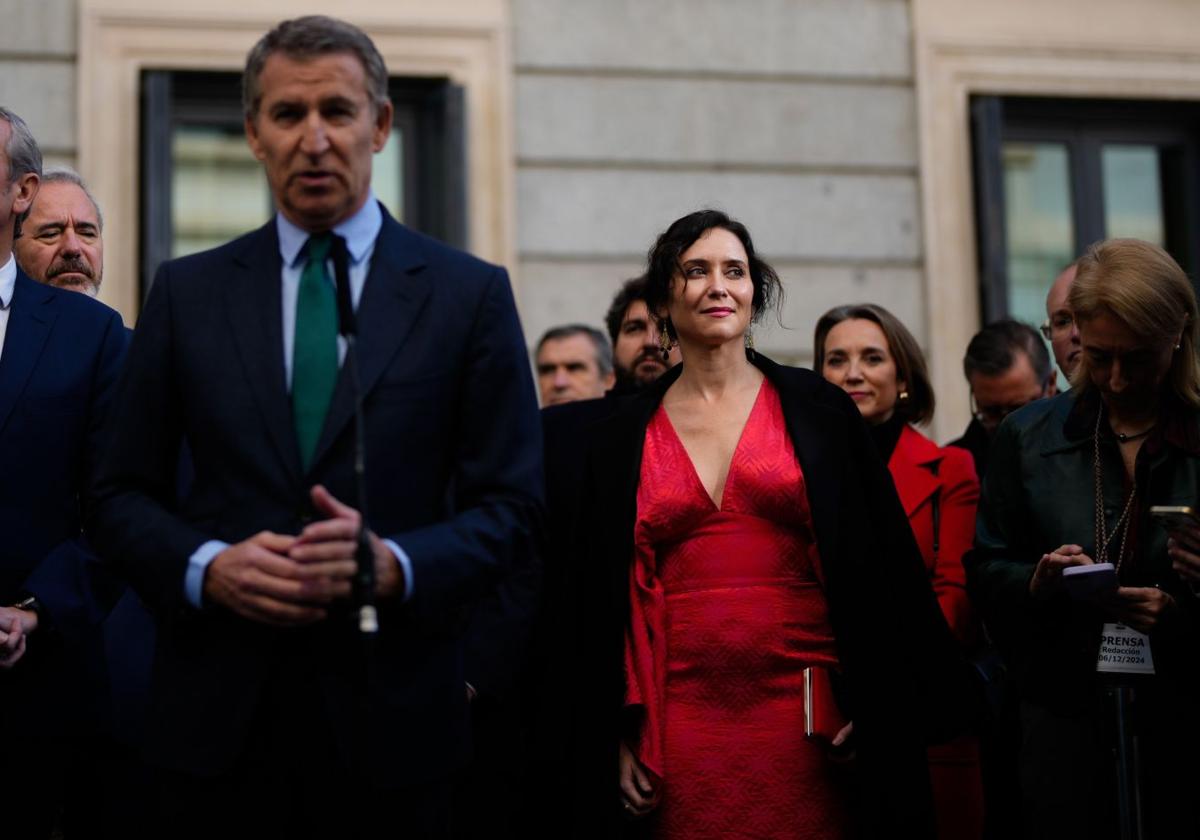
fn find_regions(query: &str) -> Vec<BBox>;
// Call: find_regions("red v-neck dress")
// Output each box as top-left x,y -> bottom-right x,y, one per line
625,380 -> 848,840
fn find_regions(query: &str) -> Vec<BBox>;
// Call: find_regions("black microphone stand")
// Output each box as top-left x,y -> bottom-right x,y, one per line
331,235 -> 378,636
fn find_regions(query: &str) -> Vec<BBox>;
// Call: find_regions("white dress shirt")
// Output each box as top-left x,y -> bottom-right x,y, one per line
0,253 -> 16,364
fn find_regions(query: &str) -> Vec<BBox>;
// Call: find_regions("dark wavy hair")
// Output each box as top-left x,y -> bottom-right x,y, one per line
813,302 -> 936,425
604,274 -> 649,346
643,209 -> 783,340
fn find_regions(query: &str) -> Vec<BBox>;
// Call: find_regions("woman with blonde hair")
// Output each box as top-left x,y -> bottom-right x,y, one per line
967,238 -> 1200,839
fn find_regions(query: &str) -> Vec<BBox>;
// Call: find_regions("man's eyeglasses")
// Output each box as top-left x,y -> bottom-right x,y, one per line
1040,314 -> 1075,341
970,393 -> 1043,427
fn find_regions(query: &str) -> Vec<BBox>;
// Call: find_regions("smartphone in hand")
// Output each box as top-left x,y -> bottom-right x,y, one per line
1149,505 -> 1200,533
1062,562 -> 1118,602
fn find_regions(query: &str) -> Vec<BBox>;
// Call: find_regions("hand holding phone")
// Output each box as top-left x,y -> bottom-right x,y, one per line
1153,506 -> 1200,591
1029,544 -> 1094,599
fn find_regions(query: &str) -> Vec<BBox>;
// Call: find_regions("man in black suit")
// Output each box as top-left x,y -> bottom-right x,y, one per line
89,16 -> 541,838
13,165 -> 159,836
0,108 -> 129,838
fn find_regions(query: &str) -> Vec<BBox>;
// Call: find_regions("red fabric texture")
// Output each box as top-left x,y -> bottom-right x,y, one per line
888,425 -> 984,840
625,380 -> 848,839
888,425 -> 979,646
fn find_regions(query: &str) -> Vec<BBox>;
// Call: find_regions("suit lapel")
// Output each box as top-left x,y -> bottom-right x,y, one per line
224,222 -> 303,486
0,271 -> 57,438
309,216 -> 432,469
889,426 -> 941,517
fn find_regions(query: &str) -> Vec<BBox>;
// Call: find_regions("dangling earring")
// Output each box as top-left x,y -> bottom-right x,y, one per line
744,329 -> 756,358
898,390 -> 910,404
658,323 -> 674,362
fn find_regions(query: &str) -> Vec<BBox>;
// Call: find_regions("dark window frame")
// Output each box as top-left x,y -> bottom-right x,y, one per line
971,95 -> 1200,323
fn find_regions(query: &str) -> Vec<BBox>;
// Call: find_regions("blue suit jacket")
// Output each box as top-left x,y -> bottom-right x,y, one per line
89,208 -> 544,783
0,269 -> 130,731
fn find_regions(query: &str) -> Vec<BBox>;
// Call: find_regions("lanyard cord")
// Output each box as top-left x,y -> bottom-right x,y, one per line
1094,410 -> 1138,572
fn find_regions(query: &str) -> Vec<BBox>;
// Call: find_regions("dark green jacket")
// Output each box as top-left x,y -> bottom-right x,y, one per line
965,389 -> 1200,712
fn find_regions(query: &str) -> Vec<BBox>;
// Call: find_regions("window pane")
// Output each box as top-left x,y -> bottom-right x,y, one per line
172,126 -> 270,258
1003,142 -> 1075,329
372,130 -> 404,223
1102,145 -> 1165,245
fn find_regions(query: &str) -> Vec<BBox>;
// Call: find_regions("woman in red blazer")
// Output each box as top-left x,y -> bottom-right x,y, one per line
815,303 -> 983,840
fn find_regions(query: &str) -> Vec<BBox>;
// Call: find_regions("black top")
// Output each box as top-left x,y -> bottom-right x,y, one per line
947,417 -> 991,480
868,412 -> 906,463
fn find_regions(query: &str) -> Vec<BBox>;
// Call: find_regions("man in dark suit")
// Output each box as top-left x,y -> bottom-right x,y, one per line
13,165 -> 158,836
0,108 -> 129,838
88,16 -> 541,839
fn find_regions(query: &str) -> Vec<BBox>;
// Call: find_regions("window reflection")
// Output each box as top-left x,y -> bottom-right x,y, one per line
1003,142 -> 1075,329
1102,145 -> 1165,245
172,126 -> 270,257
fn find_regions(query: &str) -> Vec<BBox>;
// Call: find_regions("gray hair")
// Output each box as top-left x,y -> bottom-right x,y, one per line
0,106 -> 44,237
242,16 -> 390,121
536,324 -> 615,377
37,166 -> 104,232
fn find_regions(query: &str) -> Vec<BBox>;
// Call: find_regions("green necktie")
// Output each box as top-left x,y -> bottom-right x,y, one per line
292,233 -> 338,469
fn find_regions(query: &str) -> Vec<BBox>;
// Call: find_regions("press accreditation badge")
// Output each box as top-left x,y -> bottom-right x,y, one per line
1095,623 -> 1155,675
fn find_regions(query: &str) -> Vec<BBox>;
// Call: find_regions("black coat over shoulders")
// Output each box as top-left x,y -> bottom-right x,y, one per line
566,354 -> 977,839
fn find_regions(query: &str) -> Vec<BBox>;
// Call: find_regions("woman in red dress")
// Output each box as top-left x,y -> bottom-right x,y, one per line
570,210 -> 975,839
815,303 -> 984,840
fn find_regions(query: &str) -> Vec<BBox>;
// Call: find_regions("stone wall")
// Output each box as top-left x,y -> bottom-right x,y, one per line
511,0 -> 924,364
0,0 -> 78,170
0,0 -> 926,367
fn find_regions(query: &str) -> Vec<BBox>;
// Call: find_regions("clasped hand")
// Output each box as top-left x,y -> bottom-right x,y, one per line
0,606 -> 37,669
202,485 -> 403,627
1030,544 -> 1176,633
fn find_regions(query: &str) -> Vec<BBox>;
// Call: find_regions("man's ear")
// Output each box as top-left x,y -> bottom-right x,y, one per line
1044,373 -> 1059,398
372,101 -> 394,153
11,172 -> 38,217
603,370 -> 617,391
245,116 -> 265,160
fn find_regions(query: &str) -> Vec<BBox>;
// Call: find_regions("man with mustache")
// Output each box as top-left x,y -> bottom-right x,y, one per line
14,167 -> 103,297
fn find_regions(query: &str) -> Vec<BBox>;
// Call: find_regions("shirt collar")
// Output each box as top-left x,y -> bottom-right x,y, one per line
276,193 -> 383,268
0,252 -> 16,310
